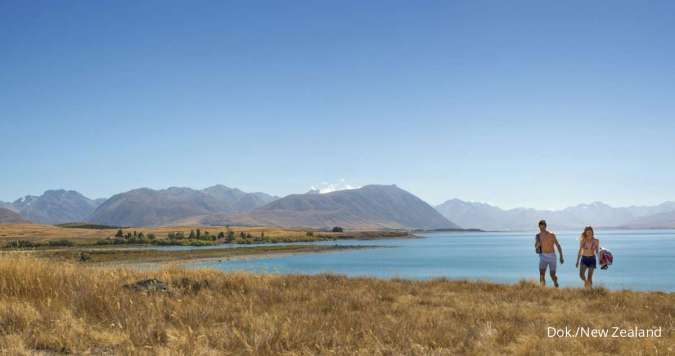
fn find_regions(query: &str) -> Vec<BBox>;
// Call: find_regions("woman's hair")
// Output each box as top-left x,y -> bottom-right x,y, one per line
580,226 -> 594,241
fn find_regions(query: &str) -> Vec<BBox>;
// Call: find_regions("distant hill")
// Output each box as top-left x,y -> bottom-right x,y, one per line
621,211 -> 675,229
88,186 -> 277,227
0,201 -> 16,211
198,185 -> 458,230
0,208 -> 30,224
436,199 -> 675,231
202,185 -> 277,212
10,190 -> 103,224
435,199 -> 516,231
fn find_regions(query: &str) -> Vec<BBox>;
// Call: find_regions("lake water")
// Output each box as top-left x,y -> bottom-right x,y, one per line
193,230 -> 675,291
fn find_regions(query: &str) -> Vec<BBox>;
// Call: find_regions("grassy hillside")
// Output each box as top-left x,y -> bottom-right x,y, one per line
0,224 -> 410,246
0,256 -> 671,354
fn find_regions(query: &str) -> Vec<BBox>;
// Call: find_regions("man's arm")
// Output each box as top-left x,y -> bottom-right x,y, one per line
554,234 -> 564,263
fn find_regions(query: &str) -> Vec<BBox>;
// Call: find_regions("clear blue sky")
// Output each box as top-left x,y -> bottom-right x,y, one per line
1,1 -> 674,209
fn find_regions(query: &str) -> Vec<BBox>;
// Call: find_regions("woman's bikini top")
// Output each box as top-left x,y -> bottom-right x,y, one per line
581,238 -> 597,253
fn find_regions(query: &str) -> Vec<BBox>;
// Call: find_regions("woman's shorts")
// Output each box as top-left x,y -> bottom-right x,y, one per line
581,255 -> 597,269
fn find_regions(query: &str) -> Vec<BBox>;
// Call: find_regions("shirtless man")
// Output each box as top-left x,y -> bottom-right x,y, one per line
534,220 -> 564,287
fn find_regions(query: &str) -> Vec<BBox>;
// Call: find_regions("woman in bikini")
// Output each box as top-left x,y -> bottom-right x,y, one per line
576,226 -> 599,288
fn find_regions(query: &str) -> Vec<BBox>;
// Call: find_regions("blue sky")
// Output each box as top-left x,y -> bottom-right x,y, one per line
1,1 -> 674,209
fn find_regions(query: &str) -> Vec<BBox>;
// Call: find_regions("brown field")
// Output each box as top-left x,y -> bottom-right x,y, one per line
0,256 -> 672,355
0,224 -> 410,246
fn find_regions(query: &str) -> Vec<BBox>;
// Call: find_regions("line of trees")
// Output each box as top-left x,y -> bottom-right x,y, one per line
111,229 -> 281,244
115,229 -> 155,240
165,229 -> 264,242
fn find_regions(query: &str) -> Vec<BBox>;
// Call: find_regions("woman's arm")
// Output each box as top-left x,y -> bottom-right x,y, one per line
595,239 -> 600,256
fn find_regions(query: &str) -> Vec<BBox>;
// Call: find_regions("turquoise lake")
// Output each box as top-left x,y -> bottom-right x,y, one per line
194,229 -> 675,291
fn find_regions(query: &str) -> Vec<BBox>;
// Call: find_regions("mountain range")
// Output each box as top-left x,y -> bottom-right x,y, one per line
621,211 -> 675,229
0,185 -> 455,230
191,185 -> 457,230
88,185 -> 278,227
2,185 -> 674,230
1,190 -> 104,224
435,199 -> 675,231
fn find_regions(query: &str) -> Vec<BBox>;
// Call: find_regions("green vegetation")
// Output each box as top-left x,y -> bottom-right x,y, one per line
3,240 -> 40,249
95,238 -> 216,247
46,239 -> 74,247
2,239 -> 75,249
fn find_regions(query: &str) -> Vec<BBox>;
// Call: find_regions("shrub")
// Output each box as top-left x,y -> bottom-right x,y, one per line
47,239 -> 74,247
306,231 -> 314,237
115,229 -> 124,238
96,238 -> 123,245
3,240 -> 39,249
169,232 -> 185,240
150,239 -> 174,246
151,239 -> 214,247
332,226 -> 344,233
147,233 -> 156,240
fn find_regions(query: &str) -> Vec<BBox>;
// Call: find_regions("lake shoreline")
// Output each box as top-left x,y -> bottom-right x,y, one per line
98,244 -> 386,271
9,243 -> 380,269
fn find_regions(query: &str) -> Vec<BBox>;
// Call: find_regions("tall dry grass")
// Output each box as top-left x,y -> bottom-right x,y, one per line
0,255 -> 672,355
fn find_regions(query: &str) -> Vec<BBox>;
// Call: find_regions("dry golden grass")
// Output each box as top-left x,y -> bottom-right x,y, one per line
0,224 -> 114,243
0,224 -> 409,246
0,256 -> 672,355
